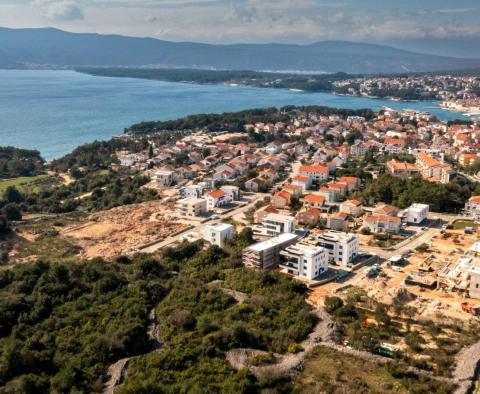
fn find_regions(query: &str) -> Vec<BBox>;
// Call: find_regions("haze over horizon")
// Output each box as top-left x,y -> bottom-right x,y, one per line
1,0 -> 480,58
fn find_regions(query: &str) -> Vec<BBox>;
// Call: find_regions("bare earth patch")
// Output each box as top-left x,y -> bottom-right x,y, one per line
61,200 -> 188,259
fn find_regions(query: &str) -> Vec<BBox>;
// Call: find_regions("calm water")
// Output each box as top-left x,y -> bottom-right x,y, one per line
0,70 -> 468,160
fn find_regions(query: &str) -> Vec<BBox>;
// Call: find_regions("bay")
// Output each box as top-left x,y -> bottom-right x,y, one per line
0,70 -> 468,160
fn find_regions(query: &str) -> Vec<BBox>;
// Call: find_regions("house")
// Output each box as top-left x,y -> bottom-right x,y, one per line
465,195 -> 480,220
363,214 -> 401,234
373,203 -> 400,217
272,191 -> 292,209
338,176 -> 361,191
383,137 -> 407,154
317,187 -> 338,203
265,141 -> 282,155
221,185 -> 240,201
243,233 -> 299,269
386,160 -> 419,178
291,175 -> 312,191
181,184 -> 205,199
416,151 -> 455,184
303,194 -> 326,210
340,199 -> 363,217
282,184 -> 302,198
155,170 -> 175,187
254,205 -> 278,224
207,189 -> 229,210
459,153 -> 480,167
262,213 -> 296,236
279,243 -> 329,280
327,212 -> 348,231
202,223 -> 234,247
298,165 -> 329,182
245,177 -> 267,192
327,182 -> 348,197
404,203 -> 429,224
316,231 -> 359,268
176,197 -> 207,218
296,208 -> 322,226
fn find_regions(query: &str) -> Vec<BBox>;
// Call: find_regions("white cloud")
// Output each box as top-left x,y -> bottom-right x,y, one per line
33,0 -> 85,22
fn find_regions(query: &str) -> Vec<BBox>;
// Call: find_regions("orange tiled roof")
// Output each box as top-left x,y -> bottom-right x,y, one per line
299,165 -> 328,174
208,190 -> 227,198
304,194 -> 326,204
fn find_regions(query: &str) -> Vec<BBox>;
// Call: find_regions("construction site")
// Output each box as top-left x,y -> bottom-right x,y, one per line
309,225 -> 480,322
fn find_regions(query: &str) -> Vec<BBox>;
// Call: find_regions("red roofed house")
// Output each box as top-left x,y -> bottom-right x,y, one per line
317,187 -> 339,203
340,199 -> 363,217
298,165 -> 329,182
373,203 -> 400,217
327,212 -> 349,231
291,175 -> 312,190
327,182 -> 348,197
383,138 -> 407,154
207,189 -> 229,210
303,194 -> 326,210
296,208 -> 322,226
338,176 -> 361,191
283,184 -> 303,198
272,191 -> 292,209
459,153 -> 480,167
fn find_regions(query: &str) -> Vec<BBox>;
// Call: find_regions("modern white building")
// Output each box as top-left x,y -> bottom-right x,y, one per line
316,231 -> 359,268
221,185 -> 241,201
176,197 -> 207,218
202,223 -> 234,247
404,203 -> 429,224
181,184 -> 205,199
155,170 -> 175,187
261,213 -> 296,236
280,242 -> 329,280
243,233 -> 299,269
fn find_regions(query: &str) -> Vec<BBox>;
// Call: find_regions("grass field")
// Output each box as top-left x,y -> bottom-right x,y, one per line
0,175 -> 57,196
452,219 -> 478,230
292,346 -> 455,394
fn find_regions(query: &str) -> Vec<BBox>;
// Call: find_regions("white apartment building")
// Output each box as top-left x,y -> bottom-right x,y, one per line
404,203 -> 429,224
243,233 -> 299,269
181,184 -> 205,199
316,231 -> 359,268
155,170 -> 175,187
202,223 -> 234,247
262,213 -> 296,236
279,243 -> 329,280
221,185 -> 241,201
176,197 -> 207,218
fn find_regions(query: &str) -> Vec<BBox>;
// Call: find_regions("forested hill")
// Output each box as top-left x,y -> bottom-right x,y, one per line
3,27 -> 480,73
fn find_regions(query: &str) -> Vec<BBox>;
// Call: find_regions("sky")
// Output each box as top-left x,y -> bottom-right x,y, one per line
1,0 -> 480,57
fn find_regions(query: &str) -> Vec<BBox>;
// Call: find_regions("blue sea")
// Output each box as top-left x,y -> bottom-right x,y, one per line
0,70 -> 468,160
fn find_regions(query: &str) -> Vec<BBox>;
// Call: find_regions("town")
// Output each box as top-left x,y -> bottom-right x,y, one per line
2,105 -> 480,393
111,106 -> 480,312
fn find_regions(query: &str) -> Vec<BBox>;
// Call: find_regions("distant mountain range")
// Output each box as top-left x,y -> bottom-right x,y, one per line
2,27 -> 480,74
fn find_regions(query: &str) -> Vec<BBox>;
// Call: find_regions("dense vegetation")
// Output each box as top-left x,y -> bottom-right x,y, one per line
361,173 -> 478,212
118,237 -> 315,393
0,233 -> 318,393
0,147 -> 44,179
0,170 -> 157,215
128,106 -> 375,134
0,254 -> 169,393
78,67 -> 354,93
